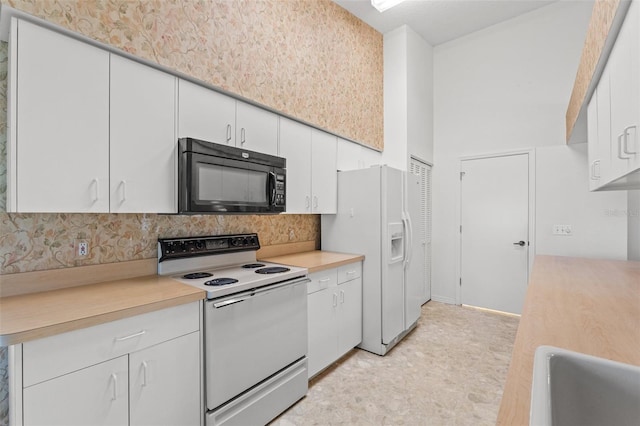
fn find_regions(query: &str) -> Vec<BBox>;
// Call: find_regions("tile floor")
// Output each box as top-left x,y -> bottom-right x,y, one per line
271,301 -> 520,426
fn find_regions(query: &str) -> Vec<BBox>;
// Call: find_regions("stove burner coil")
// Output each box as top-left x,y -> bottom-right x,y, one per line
242,263 -> 266,269
255,267 -> 290,274
183,272 -> 213,279
204,278 -> 239,286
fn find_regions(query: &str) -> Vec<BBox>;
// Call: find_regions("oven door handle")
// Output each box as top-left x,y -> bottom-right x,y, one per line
213,297 -> 248,309
212,276 -> 310,309
253,277 -> 310,297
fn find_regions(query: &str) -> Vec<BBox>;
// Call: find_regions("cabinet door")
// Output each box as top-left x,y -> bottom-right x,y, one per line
236,102 -> 278,156
129,332 -> 200,426
311,129 -> 337,214
110,55 -> 177,213
587,89 -> 602,190
279,117 -> 312,213
609,0 -> 639,179
12,19 -> 109,212
23,356 -> 128,426
307,287 -> 338,379
337,277 -> 362,358
178,79 -> 236,145
336,138 -> 362,171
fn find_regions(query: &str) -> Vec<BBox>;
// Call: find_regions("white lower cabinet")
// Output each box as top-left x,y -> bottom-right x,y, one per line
23,356 -> 129,426
129,332 -> 200,426
18,302 -> 201,426
307,263 -> 362,379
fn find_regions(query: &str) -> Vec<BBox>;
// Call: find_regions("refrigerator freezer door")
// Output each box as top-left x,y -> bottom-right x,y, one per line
381,166 -> 406,345
404,172 -> 422,329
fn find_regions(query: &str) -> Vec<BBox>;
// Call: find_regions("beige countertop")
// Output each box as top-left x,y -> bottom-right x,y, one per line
0,248 -> 360,346
260,250 -> 364,273
497,255 -> 640,425
0,275 -> 205,346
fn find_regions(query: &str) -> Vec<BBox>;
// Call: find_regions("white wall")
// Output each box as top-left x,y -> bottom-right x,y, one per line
432,1 -> 603,303
536,144 -> 627,259
407,27 -> 434,165
383,26 -> 408,170
383,25 -> 434,169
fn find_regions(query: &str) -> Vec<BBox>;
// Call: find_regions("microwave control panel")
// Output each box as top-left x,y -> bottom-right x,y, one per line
275,173 -> 285,206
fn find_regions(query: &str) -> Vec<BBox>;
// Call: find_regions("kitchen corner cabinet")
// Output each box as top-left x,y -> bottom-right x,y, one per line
337,137 -> 382,171
16,302 -> 201,426
307,262 -> 362,379
279,118 -> 337,214
8,18 -> 110,213
110,55 -> 177,213
177,79 -> 236,145
587,0 -> 640,190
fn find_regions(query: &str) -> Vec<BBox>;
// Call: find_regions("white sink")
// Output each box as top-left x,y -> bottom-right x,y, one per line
530,346 -> 640,426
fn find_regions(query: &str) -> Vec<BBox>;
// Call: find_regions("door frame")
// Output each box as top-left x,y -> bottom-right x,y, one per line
455,149 -> 536,307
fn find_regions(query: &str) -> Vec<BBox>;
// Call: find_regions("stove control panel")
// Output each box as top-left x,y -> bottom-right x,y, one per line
158,233 -> 260,261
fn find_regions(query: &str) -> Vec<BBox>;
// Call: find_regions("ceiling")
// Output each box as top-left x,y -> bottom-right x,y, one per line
332,0 -> 558,46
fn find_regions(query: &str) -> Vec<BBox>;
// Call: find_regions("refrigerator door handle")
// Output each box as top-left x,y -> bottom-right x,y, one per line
406,215 -> 414,266
402,215 -> 413,267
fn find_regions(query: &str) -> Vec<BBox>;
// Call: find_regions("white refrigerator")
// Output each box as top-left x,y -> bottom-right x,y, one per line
321,165 -> 422,356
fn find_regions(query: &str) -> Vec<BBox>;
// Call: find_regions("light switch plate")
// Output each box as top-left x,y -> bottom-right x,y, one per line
553,225 -> 572,236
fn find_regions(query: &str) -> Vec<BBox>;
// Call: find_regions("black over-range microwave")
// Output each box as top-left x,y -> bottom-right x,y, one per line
178,138 -> 286,214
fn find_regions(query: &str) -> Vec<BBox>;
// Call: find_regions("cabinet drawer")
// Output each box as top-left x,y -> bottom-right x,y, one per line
23,301 -> 199,387
307,269 -> 338,295
338,262 -> 362,284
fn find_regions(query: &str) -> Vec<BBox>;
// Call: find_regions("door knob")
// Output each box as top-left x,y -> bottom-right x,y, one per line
513,241 -> 526,247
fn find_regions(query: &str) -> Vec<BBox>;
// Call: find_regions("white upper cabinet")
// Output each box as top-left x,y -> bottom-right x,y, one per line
10,19 -> 110,212
311,129 -> 337,214
337,137 -> 381,171
110,55 -> 177,213
608,0 -> 640,179
588,1 -> 640,190
588,68 -> 613,191
279,117 -> 312,213
178,79 -> 236,145
279,119 -> 337,214
236,101 -> 279,156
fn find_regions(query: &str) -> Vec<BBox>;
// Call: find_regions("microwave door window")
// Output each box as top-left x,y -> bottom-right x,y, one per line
196,163 -> 267,208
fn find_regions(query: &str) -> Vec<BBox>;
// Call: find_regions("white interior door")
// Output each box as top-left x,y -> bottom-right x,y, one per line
460,154 -> 529,314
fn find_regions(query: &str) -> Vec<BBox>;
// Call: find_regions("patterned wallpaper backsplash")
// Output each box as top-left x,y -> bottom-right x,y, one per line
4,0 -> 383,150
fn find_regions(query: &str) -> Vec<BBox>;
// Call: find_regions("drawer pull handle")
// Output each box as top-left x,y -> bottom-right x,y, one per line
110,373 -> 118,401
319,278 -> 331,283
346,270 -> 356,275
333,293 -> 338,307
340,289 -> 345,304
114,330 -> 146,342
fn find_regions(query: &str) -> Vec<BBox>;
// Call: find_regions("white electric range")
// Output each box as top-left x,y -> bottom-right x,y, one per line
158,233 -> 309,426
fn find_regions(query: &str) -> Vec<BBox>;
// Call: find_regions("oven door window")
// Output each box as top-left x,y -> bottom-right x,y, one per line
195,162 -> 268,208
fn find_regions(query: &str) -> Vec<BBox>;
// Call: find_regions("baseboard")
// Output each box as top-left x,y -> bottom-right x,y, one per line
431,295 -> 457,305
